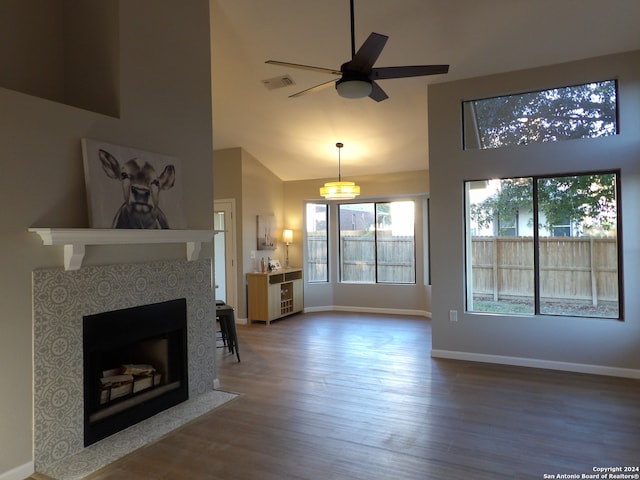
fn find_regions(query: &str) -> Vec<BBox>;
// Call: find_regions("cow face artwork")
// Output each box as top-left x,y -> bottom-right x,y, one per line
98,149 -> 176,229
82,139 -> 186,229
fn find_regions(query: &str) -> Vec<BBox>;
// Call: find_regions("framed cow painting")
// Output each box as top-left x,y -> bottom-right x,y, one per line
81,139 -> 186,229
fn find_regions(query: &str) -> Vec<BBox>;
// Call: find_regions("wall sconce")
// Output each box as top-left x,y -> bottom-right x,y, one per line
283,229 -> 293,268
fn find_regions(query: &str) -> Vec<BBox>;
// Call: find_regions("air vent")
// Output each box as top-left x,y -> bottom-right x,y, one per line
262,75 -> 296,90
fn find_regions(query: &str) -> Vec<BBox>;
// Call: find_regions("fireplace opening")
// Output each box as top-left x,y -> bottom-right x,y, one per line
83,298 -> 189,446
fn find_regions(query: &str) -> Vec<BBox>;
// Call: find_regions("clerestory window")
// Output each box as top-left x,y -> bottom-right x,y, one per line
462,80 -> 618,150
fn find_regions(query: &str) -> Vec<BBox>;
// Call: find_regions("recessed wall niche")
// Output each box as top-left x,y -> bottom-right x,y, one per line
0,0 -> 119,117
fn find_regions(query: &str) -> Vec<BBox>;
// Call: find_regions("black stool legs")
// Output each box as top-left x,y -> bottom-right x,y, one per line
216,304 -> 240,362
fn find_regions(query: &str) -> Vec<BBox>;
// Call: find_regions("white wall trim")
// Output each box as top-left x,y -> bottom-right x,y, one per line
304,305 -> 431,318
0,461 -> 34,480
431,349 -> 640,379
238,308 -> 431,325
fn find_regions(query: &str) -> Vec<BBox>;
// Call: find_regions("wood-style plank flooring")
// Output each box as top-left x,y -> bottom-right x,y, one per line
68,312 -> 640,479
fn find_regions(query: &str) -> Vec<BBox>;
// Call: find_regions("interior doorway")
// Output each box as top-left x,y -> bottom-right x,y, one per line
214,199 -> 237,311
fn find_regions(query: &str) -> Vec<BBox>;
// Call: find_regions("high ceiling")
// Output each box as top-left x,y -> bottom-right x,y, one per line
211,0 -> 640,181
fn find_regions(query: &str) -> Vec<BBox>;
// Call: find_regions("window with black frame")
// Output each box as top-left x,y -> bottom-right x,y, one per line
339,201 -> 416,284
465,171 -> 621,319
462,80 -> 618,150
305,203 -> 328,282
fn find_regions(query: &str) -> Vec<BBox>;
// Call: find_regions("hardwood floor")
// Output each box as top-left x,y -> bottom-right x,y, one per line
73,312 -> 639,479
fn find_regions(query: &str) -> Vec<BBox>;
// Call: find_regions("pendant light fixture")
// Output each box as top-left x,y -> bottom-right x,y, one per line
319,142 -> 361,200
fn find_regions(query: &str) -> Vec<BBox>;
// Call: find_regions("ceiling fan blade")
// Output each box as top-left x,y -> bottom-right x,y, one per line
346,32 -> 388,73
371,64 -> 450,80
266,60 -> 341,76
369,81 -> 388,102
289,79 -> 337,98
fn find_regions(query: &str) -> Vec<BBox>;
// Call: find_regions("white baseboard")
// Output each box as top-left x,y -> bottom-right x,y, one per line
303,305 -> 431,318
0,461 -> 34,480
431,349 -> 640,379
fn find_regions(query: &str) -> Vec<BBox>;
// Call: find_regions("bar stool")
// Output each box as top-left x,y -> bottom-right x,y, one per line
216,302 -> 240,362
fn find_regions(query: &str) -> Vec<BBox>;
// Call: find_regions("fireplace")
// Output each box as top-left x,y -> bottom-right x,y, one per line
33,259 -> 217,471
83,298 -> 189,446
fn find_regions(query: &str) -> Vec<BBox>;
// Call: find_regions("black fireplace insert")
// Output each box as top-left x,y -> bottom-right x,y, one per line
83,298 -> 189,446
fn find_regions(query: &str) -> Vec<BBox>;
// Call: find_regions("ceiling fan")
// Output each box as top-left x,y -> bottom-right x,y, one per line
265,0 -> 449,102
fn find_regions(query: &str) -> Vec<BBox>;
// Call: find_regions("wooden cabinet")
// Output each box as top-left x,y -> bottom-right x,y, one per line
247,269 -> 303,325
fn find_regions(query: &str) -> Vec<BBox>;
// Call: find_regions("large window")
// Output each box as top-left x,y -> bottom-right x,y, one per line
465,171 -> 621,319
463,80 -> 618,150
306,203 -> 328,282
339,201 -> 416,284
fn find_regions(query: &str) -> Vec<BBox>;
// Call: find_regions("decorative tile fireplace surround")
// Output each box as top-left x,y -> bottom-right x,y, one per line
32,257 -> 223,476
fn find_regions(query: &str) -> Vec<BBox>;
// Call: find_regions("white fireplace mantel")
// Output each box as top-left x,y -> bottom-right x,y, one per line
29,228 -> 216,271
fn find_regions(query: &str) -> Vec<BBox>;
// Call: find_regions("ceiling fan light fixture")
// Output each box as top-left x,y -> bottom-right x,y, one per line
320,142 -> 361,200
265,0 -> 449,102
336,79 -> 372,99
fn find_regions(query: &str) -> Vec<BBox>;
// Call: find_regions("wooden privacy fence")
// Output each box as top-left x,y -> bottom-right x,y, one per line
307,236 -> 328,282
471,236 -> 618,305
306,235 -> 415,283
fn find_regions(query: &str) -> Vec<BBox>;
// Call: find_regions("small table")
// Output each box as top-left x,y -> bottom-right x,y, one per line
216,304 -> 240,362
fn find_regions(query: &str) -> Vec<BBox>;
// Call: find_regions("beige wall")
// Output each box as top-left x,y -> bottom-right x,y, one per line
0,0 -> 119,117
0,1 -> 213,475
429,50 -> 640,373
63,0 -> 120,117
214,147 -> 284,319
241,150 -> 285,286
0,0 -> 65,103
213,148 -> 244,313
214,152 -> 433,318
284,171 -> 432,314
